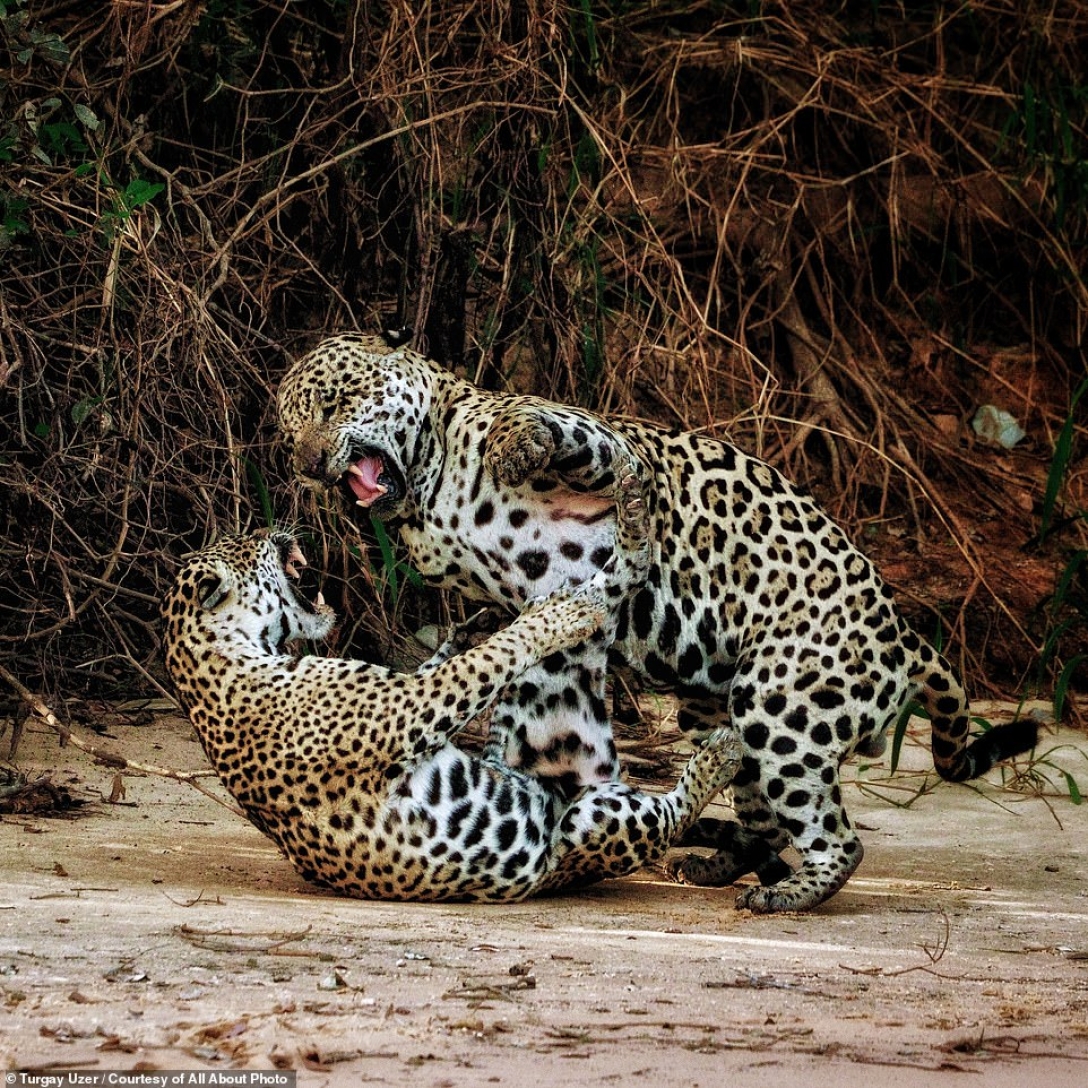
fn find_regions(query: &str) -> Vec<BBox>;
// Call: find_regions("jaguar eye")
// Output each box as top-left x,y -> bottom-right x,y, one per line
197,574 -> 229,611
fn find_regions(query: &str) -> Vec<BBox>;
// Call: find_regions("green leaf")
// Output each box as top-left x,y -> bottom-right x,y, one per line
71,395 -> 104,426
1040,375 -> 1088,540
1062,770 -> 1083,805
1050,550 -> 1088,619
1053,652 -> 1087,722
243,457 -> 274,528
36,33 -> 70,64
889,700 -> 922,774
73,103 -> 99,130
370,514 -> 399,599
367,515 -> 423,600
123,179 -> 165,210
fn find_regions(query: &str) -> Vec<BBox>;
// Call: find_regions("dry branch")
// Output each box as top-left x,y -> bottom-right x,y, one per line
1,0 -> 1085,712
0,662 -> 237,813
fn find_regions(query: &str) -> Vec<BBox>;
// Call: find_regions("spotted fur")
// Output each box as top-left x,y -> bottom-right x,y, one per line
161,516 -> 740,902
277,334 -> 1038,913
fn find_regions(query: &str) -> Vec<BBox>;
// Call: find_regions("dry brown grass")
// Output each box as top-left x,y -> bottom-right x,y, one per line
1,1 -> 1085,712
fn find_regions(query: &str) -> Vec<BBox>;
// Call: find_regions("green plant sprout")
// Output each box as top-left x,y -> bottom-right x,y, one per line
243,457 -> 275,528
0,193 -> 28,249
368,513 -> 424,605
99,177 -> 166,240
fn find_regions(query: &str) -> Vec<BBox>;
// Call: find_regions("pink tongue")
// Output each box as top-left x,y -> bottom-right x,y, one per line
347,456 -> 388,506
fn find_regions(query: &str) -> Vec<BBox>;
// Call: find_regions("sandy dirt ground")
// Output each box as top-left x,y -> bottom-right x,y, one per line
1,705 -> 1086,1087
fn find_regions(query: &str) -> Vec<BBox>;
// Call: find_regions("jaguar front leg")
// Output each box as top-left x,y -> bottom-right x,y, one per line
400,585 -> 606,762
415,608 -> 505,675
484,402 -> 637,493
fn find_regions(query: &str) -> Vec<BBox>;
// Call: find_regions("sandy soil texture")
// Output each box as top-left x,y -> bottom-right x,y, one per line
1,707 -> 1086,1087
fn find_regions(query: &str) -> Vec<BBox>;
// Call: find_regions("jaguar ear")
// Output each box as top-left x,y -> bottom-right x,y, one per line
196,571 -> 230,611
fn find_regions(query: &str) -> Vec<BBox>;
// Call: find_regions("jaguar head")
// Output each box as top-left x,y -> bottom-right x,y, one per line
163,529 -> 336,661
277,335 -> 433,521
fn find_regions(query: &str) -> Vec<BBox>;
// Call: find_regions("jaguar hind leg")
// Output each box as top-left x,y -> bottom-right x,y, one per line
731,749 -> 864,913
667,702 -> 791,889
536,728 -> 741,893
483,649 -> 618,799
671,818 -> 793,887
670,687 -> 866,912
671,788 -> 863,913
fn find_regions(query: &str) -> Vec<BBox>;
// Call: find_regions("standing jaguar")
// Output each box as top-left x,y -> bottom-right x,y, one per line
160,516 -> 741,902
277,333 -> 1037,913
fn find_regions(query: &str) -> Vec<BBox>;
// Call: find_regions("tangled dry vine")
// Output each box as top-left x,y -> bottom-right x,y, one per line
1,2 -> 1085,716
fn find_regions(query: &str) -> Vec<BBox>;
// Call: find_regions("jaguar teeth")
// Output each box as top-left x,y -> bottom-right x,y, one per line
285,543 -> 307,580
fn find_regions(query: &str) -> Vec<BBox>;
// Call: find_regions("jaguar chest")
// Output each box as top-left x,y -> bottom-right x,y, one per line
401,473 -> 618,607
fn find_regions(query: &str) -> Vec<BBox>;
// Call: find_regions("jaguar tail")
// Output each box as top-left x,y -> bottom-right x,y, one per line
910,641 -> 1038,783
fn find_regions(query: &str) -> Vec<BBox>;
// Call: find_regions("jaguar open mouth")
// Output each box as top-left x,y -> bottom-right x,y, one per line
273,533 -> 325,615
339,446 -> 405,518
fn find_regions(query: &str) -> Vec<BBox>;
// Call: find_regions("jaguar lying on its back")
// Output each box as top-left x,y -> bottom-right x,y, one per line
161,492 -> 740,902
277,333 -> 1038,913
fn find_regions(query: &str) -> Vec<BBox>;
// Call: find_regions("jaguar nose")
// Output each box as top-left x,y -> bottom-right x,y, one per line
293,441 -> 329,484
